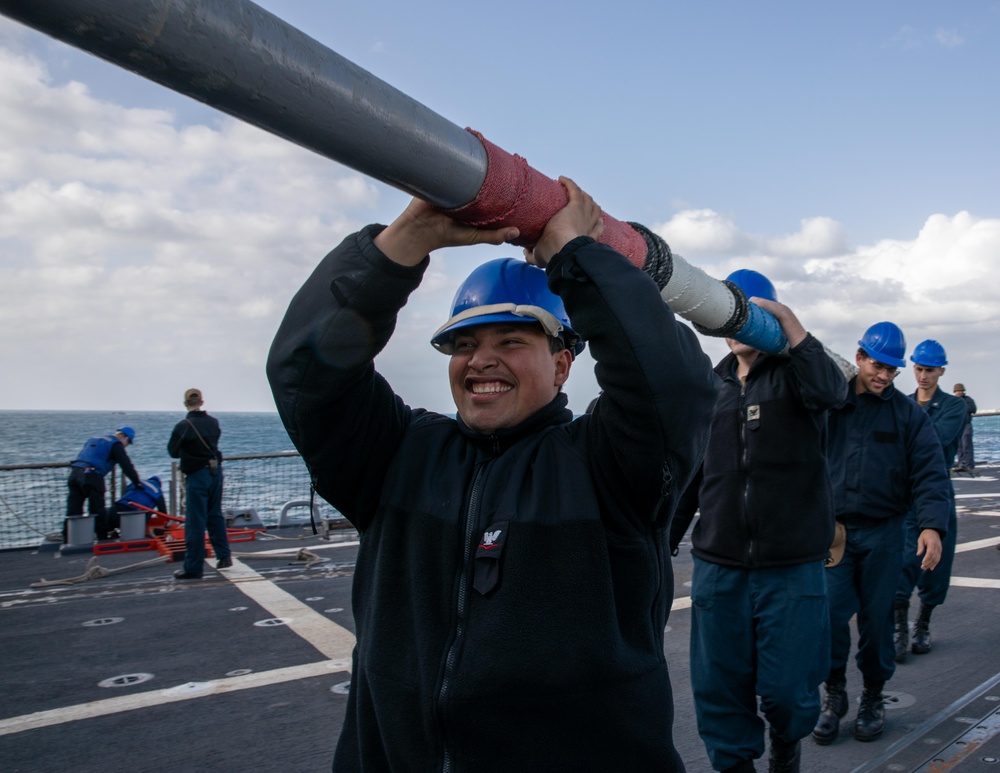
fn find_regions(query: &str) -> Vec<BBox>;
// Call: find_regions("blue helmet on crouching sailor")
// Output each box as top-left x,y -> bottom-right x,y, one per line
430,258 -> 585,357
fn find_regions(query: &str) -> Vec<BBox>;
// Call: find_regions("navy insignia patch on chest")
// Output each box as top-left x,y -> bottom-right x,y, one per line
474,521 -> 509,595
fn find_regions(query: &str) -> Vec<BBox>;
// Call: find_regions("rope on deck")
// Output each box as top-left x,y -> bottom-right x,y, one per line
30,554 -> 170,588
231,547 -> 328,567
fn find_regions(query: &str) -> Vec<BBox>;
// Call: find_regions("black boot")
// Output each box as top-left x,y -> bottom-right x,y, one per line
854,681 -> 885,741
911,603 -> 935,654
722,762 -> 756,773
893,604 -> 909,663
812,680 -> 848,745
769,728 -> 801,773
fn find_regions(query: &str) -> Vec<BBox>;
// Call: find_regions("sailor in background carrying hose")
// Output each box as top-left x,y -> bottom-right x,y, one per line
669,270 -> 847,773
814,322 -> 950,748
65,426 -> 143,540
893,340 -> 967,663
168,388 -> 230,580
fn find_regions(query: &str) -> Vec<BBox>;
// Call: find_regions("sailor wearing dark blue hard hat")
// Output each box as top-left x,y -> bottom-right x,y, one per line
892,340 -> 967,663
815,322 -> 951,746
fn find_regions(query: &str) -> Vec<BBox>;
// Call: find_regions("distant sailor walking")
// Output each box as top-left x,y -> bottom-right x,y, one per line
953,383 -> 977,472
168,388 -> 230,579
65,426 -> 143,540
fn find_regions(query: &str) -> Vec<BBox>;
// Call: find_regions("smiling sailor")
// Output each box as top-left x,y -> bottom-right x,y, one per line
268,177 -> 717,772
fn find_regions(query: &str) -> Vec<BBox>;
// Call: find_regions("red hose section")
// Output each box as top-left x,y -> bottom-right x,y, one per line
443,129 -> 647,268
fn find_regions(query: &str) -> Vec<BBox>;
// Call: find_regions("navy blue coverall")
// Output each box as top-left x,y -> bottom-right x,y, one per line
826,379 -> 950,684
895,386 -> 967,608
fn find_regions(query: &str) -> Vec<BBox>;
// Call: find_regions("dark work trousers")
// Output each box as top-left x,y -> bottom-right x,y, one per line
690,557 -> 830,771
956,422 -> 975,469
896,504 -> 956,609
827,518 -> 904,684
65,467 -> 112,537
182,466 -> 230,575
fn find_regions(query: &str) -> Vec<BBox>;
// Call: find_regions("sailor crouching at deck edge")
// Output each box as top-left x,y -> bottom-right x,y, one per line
266,178 -> 717,772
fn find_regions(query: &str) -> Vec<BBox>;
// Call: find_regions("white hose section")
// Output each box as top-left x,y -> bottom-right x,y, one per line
660,253 -> 735,326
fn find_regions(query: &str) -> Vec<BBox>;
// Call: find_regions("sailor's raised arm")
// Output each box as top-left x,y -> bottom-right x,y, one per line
374,198 -> 519,267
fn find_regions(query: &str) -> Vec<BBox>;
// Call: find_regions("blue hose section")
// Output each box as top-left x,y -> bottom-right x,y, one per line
735,304 -> 788,354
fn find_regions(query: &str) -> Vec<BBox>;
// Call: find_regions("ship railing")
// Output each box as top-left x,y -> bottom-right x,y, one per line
0,451 -> 342,551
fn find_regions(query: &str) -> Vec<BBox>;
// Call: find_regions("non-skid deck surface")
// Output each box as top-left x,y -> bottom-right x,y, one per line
1,467 -> 998,772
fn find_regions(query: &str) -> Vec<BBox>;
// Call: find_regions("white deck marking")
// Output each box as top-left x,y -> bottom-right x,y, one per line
0,556 -> 357,737
669,533 -> 1000,614
0,659 -> 349,737
220,557 -> 355,660
954,535 -> 1000,553
949,577 -> 1000,589
250,540 -> 359,555
955,492 -> 1000,498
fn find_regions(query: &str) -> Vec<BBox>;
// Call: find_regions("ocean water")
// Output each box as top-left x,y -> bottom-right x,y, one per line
0,410 -> 296,475
3,410 -> 996,471
0,410 -> 304,548
6,409 -> 996,463
966,413 -> 1000,463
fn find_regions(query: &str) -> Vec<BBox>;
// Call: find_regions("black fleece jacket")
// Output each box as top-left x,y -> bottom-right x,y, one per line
266,226 -> 717,772
670,334 -> 847,567
167,411 -> 222,475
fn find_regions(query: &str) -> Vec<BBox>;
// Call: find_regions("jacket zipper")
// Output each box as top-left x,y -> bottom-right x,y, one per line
739,381 -> 756,564
438,454 -> 491,773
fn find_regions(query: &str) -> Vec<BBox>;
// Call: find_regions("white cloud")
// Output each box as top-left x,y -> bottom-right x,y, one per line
655,209 -> 751,258
887,25 -> 922,50
1,34 -> 998,416
935,28 -> 965,47
648,206 -> 1000,408
653,210 -> 847,265
0,42 -> 383,412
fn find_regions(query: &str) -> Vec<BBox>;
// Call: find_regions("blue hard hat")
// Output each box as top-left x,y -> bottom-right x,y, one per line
726,269 -> 778,303
910,339 -> 947,367
116,426 -> 136,443
858,322 -> 906,368
431,258 -> 584,357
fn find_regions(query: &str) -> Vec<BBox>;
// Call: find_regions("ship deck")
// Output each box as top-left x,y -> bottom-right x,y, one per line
1,466 -> 998,772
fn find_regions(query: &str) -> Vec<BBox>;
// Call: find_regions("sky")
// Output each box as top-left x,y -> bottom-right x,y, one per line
1,1 -> 998,416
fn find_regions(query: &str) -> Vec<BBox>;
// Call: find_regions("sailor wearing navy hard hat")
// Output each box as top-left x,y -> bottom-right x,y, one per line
854,321 -> 907,396
892,340 -> 968,665
816,322 -> 950,747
